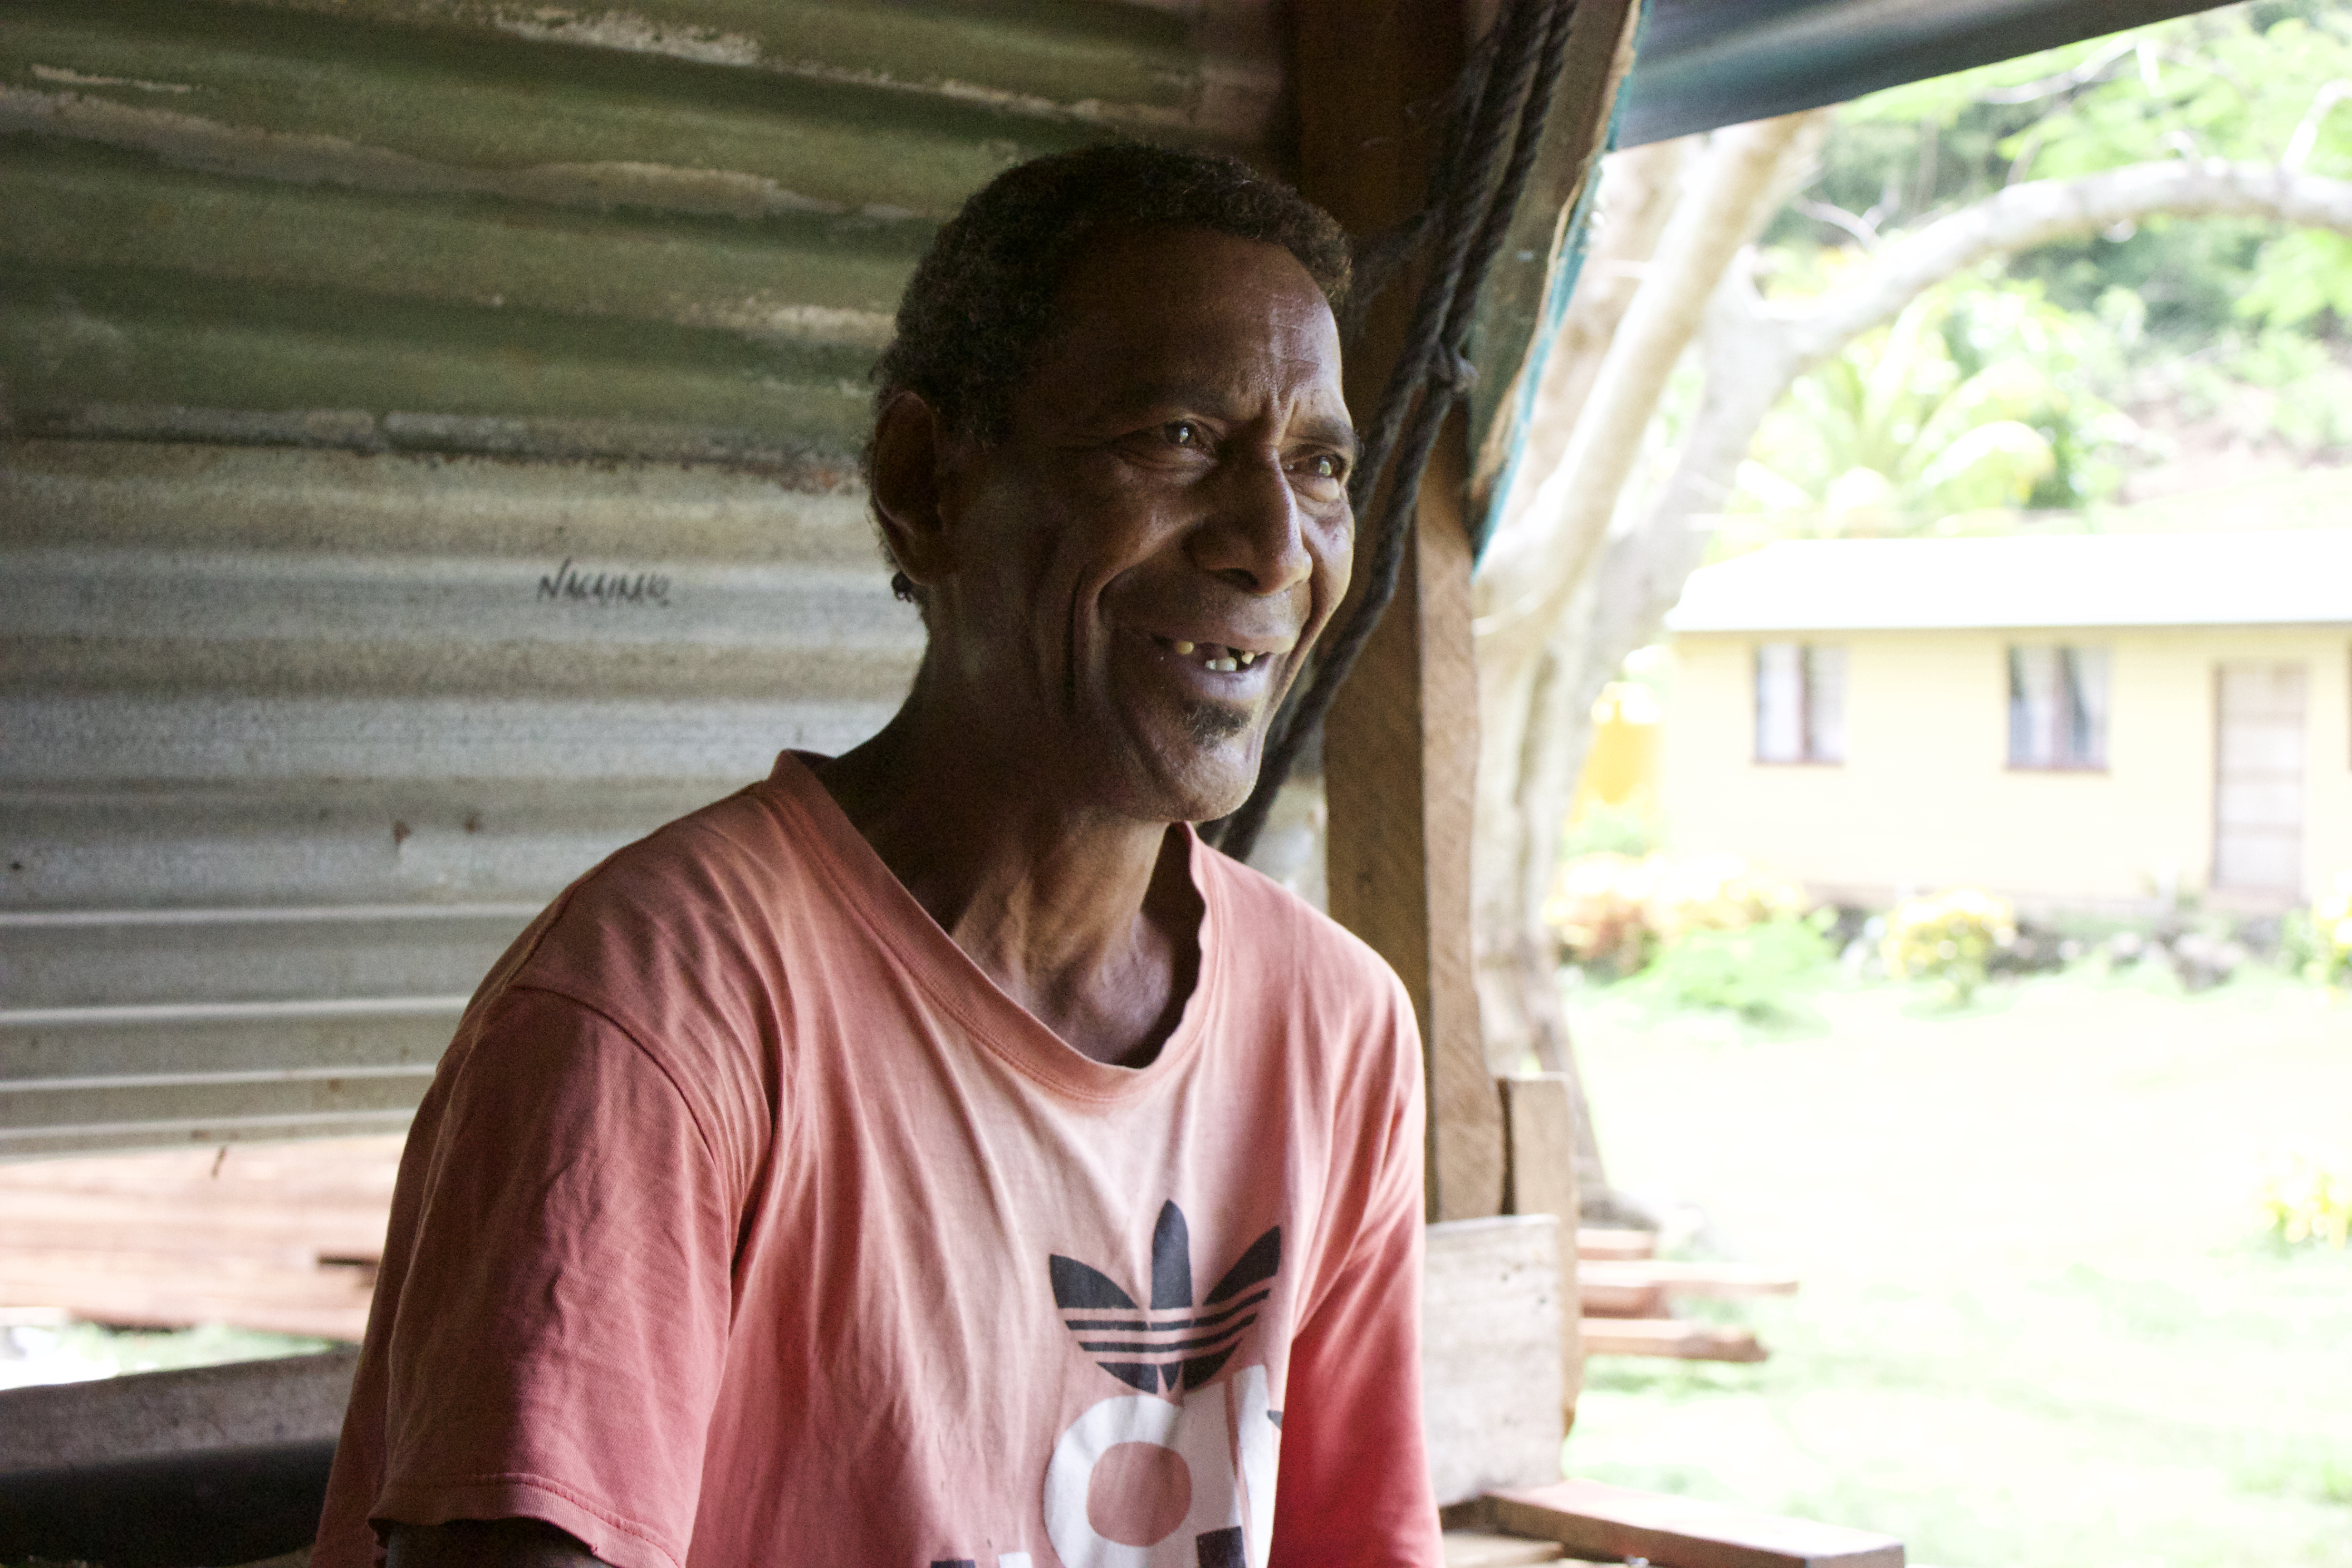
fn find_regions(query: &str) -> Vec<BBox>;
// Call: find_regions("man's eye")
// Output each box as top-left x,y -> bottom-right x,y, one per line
1295,453 -> 1346,482
1164,421 -> 1203,448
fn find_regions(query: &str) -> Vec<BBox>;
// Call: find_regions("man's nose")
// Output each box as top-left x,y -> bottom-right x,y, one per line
1192,454 -> 1315,595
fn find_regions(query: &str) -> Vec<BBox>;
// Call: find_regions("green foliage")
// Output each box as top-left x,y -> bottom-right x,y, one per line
1882,888 -> 2018,1005
1627,915 -> 1836,1024
1736,274 -> 2129,527
1773,3 -> 2352,338
2238,228 -> 2352,327
1548,852 -> 1811,977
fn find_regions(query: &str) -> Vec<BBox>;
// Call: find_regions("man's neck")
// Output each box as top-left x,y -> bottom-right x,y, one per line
807,716 -> 1203,1068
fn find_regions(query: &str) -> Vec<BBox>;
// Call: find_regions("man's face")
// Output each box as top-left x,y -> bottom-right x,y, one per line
927,226 -> 1355,824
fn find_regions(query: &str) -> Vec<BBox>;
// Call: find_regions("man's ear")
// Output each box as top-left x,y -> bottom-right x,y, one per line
869,391 -> 964,591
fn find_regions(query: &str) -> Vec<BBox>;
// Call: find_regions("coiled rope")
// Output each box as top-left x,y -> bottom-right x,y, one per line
1209,0 -> 1581,862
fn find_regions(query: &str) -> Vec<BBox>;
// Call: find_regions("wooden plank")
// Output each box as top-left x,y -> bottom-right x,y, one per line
1576,1227 -> 1657,1261
1293,0 -> 1502,1223
0,1138 -> 400,1340
1583,1261 -> 1801,1299
1487,1478 -> 1905,1568
1579,1318 -> 1766,1363
1422,1216 -> 1564,1505
1442,1530 -> 1567,1566
1499,1072 -> 1583,1417
1577,1278 -> 1666,1318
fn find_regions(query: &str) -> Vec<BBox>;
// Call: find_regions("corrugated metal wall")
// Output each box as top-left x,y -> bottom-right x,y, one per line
0,0 -> 1287,1156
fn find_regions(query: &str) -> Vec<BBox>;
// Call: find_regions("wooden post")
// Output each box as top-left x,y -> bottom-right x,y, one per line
1501,1072 -> 1586,1426
1290,1 -> 1504,1224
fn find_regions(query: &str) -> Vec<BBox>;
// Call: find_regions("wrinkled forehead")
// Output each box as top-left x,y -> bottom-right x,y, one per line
1024,225 -> 1348,415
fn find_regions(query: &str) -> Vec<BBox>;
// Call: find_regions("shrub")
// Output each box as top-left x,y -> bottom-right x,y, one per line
1631,914 -> 1837,1024
2259,1153 -> 2352,1250
1546,852 -> 1811,976
1882,887 -> 2017,1005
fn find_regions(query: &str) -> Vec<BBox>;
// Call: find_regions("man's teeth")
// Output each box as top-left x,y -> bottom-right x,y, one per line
1166,639 -> 1258,672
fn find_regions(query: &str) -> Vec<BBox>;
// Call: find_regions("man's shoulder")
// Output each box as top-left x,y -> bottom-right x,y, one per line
1196,846 -> 1414,1024
577,777 -> 807,909
505,772 -> 842,1009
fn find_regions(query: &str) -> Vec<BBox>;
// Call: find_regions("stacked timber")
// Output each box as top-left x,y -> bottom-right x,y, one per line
0,1137 -> 401,1342
1574,1227 -> 1796,1363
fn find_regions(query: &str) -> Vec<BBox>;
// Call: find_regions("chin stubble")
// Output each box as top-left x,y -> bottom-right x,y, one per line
1184,700 -> 1250,747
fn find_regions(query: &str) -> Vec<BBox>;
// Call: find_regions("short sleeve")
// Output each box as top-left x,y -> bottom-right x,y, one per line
367,987 -> 740,1568
1267,1013 -> 1441,1567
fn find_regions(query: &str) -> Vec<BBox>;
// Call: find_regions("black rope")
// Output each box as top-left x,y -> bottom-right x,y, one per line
1210,0 -> 1579,862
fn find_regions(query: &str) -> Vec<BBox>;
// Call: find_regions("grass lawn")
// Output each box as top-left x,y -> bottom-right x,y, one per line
1563,967 -> 2352,1568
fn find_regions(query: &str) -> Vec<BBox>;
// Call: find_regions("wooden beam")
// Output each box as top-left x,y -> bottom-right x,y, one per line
1578,1318 -> 1767,1362
1577,1279 -> 1667,1318
1576,1226 -> 1659,1261
1487,1479 -> 1905,1568
1421,1216 -> 1565,1505
1291,0 -> 1503,1225
1500,1072 -> 1583,1420
0,1139 -> 400,1341
1582,1260 -> 1803,1299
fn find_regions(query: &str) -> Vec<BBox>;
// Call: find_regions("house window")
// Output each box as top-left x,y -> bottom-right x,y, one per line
2008,645 -> 2109,769
1754,643 -> 1847,764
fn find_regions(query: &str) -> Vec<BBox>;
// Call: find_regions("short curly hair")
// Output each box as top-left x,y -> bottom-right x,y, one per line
875,143 -> 1350,445
867,144 -> 1351,600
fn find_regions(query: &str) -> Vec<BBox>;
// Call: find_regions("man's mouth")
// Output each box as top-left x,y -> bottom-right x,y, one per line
1153,637 -> 1264,674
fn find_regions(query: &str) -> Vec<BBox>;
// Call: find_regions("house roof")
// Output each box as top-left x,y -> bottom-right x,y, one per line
1665,530 -> 2352,633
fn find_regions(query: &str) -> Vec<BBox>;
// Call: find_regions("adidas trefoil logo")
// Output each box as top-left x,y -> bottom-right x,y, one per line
1049,1201 -> 1280,1396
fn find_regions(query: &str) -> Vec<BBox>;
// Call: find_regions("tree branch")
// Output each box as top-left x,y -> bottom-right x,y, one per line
1782,159 -> 2352,375
1475,112 -> 1825,647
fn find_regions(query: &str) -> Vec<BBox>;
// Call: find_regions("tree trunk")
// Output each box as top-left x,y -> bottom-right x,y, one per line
1470,112 -> 1828,1213
1466,141 -> 1692,1161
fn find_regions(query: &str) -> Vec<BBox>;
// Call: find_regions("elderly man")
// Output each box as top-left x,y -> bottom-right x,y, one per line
315,144 -> 1440,1568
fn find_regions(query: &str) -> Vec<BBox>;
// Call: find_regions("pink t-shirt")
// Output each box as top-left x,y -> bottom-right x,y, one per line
314,753 -> 1439,1568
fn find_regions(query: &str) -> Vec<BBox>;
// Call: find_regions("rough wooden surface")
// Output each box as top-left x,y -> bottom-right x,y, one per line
1293,0 -> 1502,1223
0,1138 -> 400,1339
1488,1478 -> 1906,1568
0,1348 -> 358,1474
1422,1216 -> 1564,1505
1499,1073 -> 1584,1419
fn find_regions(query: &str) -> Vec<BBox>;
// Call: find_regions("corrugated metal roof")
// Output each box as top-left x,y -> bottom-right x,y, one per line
1665,531 -> 2352,633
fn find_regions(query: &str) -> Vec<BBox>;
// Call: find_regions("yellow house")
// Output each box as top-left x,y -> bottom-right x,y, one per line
1658,532 -> 2352,912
